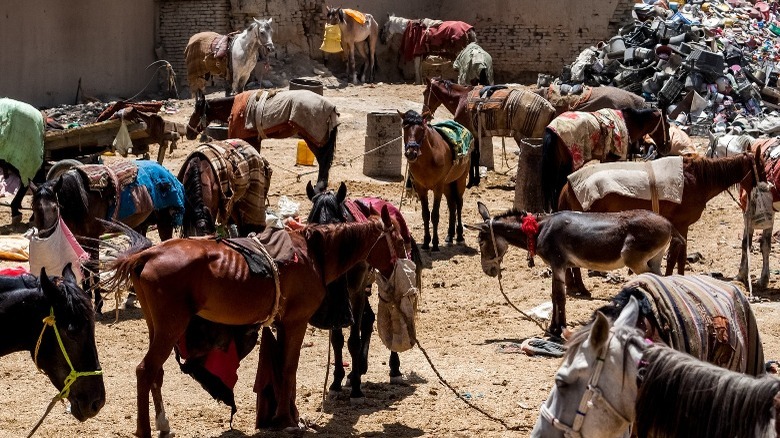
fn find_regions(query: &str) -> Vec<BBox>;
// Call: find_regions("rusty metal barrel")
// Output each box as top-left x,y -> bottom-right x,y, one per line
363,111 -> 402,179
514,138 -> 544,212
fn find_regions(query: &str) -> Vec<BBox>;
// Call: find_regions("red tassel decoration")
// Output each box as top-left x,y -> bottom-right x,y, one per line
521,215 -> 540,258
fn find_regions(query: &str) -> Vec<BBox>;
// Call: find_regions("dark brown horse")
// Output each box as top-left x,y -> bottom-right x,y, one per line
469,202 -> 682,336
306,181 -> 423,401
541,107 -> 670,211
30,160 -> 184,313
558,152 -> 764,276
177,139 -> 272,237
104,206 -> 408,437
421,77 -> 556,187
186,90 -> 338,192
401,110 -> 471,251
531,84 -> 648,116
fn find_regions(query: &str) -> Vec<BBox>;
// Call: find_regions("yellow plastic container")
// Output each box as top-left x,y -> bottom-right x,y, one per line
296,140 -> 316,166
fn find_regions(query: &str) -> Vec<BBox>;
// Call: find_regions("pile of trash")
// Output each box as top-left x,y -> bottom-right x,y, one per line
45,102 -> 111,127
548,0 -> 780,137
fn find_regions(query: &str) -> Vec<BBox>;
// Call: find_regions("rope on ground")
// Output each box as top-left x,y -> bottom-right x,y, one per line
416,340 -> 524,431
337,135 -> 403,167
302,330 -> 332,432
497,273 -> 551,336
266,161 -> 319,182
26,396 -> 61,437
399,162 -> 411,208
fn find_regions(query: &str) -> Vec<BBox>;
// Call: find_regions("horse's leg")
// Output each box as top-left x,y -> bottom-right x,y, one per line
151,368 -> 170,435
565,268 -> 590,297
389,351 -> 402,383
455,176 -> 467,243
368,30 -> 378,83
9,182 -> 27,224
467,138 -> 481,188
155,210 -> 175,241
309,128 -> 336,192
355,41 -> 369,83
431,189 -> 443,251
738,216 -> 755,285
328,328 -> 346,397
675,228 -> 689,275
549,267 -> 567,338
444,190 -> 456,245
255,327 -> 280,429
358,292 -> 374,376
417,188 -> 431,250
348,43 -> 358,84
759,227 -> 772,289
346,285 -> 368,401
273,321 -> 309,429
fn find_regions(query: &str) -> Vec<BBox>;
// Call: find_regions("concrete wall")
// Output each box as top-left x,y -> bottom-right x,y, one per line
0,1 -> 156,108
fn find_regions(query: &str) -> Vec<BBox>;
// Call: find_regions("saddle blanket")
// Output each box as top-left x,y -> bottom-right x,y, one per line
548,109 -> 630,171
568,156 -> 684,210
219,227 -> 296,277
400,20 -> 474,62
431,120 -> 472,160
209,34 -> 231,59
625,273 -> 763,375
466,87 -> 555,138
467,86 -> 513,112
119,160 -> 184,226
181,139 -> 272,227
544,83 -> 593,113
453,42 -> 493,86
0,98 -> 44,183
345,197 -> 413,256
752,137 -> 780,208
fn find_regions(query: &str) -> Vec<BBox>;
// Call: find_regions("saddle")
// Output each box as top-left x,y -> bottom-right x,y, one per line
467,86 -> 512,112
210,32 -> 239,60
219,228 -> 295,277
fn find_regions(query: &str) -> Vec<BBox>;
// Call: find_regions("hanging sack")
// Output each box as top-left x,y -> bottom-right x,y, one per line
375,259 -> 419,352
750,182 -> 775,230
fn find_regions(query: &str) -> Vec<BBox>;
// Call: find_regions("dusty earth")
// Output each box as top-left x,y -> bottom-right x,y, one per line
1,78 -> 780,438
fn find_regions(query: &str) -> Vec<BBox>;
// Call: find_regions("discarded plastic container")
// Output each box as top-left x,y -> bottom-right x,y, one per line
296,140 -> 316,166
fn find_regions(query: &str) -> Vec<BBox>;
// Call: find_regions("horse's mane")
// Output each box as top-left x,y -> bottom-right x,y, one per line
401,110 -> 425,127
55,171 -> 90,224
685,153 -> 752,192
304,220 -> 381,267
182,156 -> 215,235
636,346 -> 780,438
45,267 -> 95,330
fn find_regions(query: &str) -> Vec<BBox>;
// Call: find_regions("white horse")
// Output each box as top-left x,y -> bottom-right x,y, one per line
324,6 -> 378,84
184,18 -> 275,97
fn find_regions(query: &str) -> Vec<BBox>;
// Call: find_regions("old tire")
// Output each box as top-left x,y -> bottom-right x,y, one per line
46,159 -> 83,181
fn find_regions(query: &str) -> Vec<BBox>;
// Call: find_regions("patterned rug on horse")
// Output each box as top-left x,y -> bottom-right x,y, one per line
548,109 -> 630,171
752,137 -> 780,207
180,139 -> 272,227
466,87 -> 555,138
430,120 -> 473,160
568,156 -> 684,209
624,273 -> 763,374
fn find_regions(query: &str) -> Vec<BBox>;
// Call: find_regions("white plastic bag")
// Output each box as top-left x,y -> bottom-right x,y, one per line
113,120 -> 132,157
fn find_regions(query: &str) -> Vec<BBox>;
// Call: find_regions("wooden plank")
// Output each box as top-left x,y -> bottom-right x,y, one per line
44,120 -> 147,151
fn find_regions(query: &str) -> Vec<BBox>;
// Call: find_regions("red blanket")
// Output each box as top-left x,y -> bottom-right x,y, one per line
400,21 -> 474,62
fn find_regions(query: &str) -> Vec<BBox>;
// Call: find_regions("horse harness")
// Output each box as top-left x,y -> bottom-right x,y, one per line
538,330 -> 634,438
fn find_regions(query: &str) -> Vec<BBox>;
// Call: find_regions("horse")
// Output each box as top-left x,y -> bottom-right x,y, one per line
469,202 -> 683,337
103,205 -> 410,437
324,6 -> 378,84
557,152 -> 764,276
186,90 -> 338,192
306,181 -> 423,402
400,110 -> 471,251
185,18 -> 275,97
30,160 -> 185,313
0,264 -> 105,423
177,139 -> 272,237
532,273 -> 764,437
635,346 -> 780,438
541,107 -> 670,211
382,15 -> 476,85
531,84 -> 648,116
421,78 -> 557,187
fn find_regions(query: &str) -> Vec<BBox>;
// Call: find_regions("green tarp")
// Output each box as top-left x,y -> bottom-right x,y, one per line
0,98 -> 44,183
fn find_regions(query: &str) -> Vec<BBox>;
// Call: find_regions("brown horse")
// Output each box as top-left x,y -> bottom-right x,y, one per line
186,90 -> 338,192
177,139 -> 272,237
400,110 -> 471,251
531,84 -> 648,116
469,202 -> 682,336
324,6 -> 379,84
104,206 -> 408,437
541,107 -> 670,211
30,160 -> 184,313
558,152 -> 764,276
421,77 -> 556,187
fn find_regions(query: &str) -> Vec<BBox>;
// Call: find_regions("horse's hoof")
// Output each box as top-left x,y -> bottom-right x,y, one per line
328,390 -> 340,399
456,237 -> 466,244
10,214 -> 22,226
445,236 -> 454,244
431,246 -> 440,252
157,432 -> 173,438
390,375 -> 405,384
349,397 -> 366,405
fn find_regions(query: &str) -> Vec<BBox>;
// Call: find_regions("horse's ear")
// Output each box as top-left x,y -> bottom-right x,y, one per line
306,180 -> 316,201
53,175 -> 64,193
397,110 -> 405,120
590,311 -> 611,350
336,182 -> 347,204
61,263 -> 77,285
477,201 -> 490,221
615,295 -> 640,328
322,4 -> 329,15
380,205 -> 392,228
39,267 -> 61,306
463,223 -> 484,232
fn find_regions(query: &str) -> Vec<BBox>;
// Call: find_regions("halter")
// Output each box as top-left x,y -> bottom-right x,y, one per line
538,331 -> 633,438
422,78 -> 448,119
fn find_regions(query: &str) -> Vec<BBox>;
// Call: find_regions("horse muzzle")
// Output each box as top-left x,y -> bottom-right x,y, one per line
404,143 -> 421,162
265,43 -> 276,53
69,380 -> 106,421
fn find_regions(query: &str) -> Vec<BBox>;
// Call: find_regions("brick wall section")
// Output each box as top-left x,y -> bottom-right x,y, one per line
158,0 -> 232,88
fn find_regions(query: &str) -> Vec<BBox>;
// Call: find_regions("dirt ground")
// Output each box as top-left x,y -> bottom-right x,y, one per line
1,80 -> 780,438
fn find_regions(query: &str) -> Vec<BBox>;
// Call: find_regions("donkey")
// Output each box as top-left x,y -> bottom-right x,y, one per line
324,6 -> 379,84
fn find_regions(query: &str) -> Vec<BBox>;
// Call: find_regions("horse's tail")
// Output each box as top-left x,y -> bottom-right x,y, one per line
540,127 -> 566,211
181,156 -> 215,237
98,220 -> 153,294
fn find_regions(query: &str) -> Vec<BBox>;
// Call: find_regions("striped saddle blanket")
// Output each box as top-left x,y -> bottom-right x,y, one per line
623,273 -> 763,375
466,87 -> 555,138
181,139 -> 272,227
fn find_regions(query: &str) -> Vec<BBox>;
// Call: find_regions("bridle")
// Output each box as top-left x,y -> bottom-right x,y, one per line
422,78 -> 447,119
403,121 -> 424,158
538,330 -> 637,438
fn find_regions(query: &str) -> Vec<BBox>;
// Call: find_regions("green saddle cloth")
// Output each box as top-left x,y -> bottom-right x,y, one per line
431,120 -> 473,160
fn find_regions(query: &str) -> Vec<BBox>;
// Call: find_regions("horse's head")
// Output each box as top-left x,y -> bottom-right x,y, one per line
531,296 -> 647,438
422,77 -> 444,120
366,204 -> 408,278
186,90 -> 209,140
31,177 -> 63,238
465,201 -> 512,277
399,109 -> 427,162
306,180 -> 348,224
36,264 -> 105,421
622,107 -> 670,156
324,6 -> 343,26
251,18 -> 275,54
